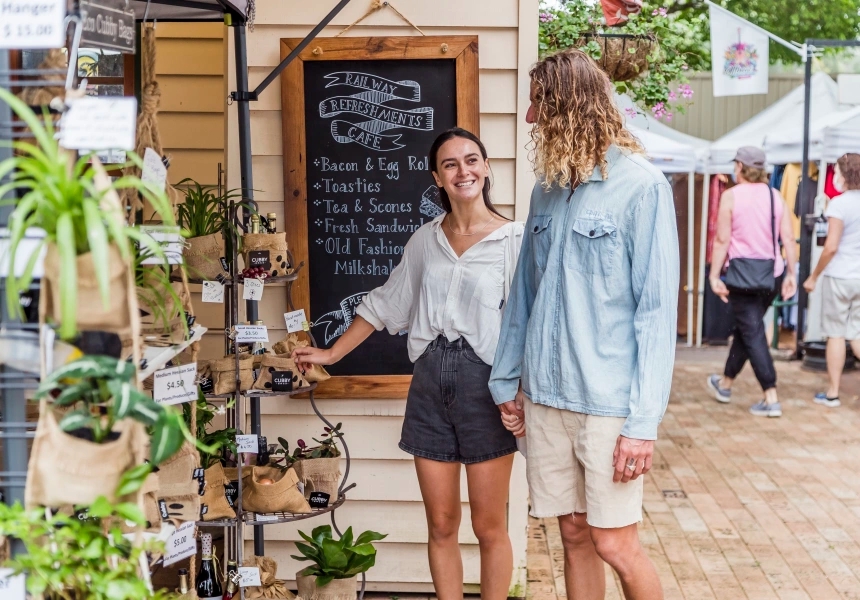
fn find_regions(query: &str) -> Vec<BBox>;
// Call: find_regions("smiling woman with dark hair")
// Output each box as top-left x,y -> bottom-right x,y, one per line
804,152 -> 860,408
292,128 -> 524,599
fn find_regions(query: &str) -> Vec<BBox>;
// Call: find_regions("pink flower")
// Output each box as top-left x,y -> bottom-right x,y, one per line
624,107 -> 639,118
668,91 -> 677,101
678,84 -> 694,99
666,113 -> 673,122
681,64 -> 689,71
652,7 -> 667,16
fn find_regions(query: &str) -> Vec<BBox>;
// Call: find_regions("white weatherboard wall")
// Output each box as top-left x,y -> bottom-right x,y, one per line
226,0 -> 538,593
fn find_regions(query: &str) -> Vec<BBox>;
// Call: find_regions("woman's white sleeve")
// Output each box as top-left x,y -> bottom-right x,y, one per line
354,236 -> 419,334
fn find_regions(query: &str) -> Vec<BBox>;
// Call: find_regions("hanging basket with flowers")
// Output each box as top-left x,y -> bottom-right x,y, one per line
539,1 -> 707,119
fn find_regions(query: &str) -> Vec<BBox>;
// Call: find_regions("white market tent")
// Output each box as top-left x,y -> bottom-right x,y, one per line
617,94 -> 711,345
823,109 -> 860,162
710,72 -> 844,173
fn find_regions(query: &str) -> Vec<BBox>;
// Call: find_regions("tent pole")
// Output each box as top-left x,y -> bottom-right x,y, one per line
696,171 -> 710,347
796,42 -> 814,358
687,171 -> 695,347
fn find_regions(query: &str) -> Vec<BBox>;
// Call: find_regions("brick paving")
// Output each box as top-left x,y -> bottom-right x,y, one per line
527,347 -> 860,600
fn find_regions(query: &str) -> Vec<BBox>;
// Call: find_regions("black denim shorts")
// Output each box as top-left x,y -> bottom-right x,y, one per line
399,336 -> 518,465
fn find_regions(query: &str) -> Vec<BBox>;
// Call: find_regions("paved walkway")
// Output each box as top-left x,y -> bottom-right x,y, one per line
528,348 -> 860,599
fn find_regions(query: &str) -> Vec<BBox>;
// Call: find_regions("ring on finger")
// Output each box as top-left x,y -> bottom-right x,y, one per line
626,459 -> 637,471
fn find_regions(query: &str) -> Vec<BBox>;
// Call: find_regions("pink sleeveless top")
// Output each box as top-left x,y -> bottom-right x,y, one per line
727,183 -> 785,277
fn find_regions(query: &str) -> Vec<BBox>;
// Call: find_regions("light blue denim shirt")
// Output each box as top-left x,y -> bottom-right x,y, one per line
489,146 -> 679,440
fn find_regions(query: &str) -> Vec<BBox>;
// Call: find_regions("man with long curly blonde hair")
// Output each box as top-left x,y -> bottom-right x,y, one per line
490,49 -> 679,599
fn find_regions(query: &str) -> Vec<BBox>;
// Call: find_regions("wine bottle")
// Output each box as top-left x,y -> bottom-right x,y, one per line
196,533 -> 223,600
225,560 -> 238,583
250,214 -> 262,234
222,571 -> 241,600
266,212 -> 277,234
178,568 -> 190,595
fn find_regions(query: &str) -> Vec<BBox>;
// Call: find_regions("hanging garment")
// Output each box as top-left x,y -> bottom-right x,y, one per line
825,164 -> 842,199
770,164 -> 786,190
706,175 -> 727,265
780,163 -> 817,240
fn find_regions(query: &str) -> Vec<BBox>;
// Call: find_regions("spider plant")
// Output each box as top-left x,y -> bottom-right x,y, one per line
135,248 -> 188,335
0,87 -> 175,340
176,179 -> 243,239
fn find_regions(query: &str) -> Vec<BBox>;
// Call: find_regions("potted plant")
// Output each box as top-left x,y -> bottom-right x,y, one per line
176,178 -> 244,281
293,525 -> 387,600
0,495 -> 179,599
0,87 -> 175,340
182,392 -> 237,469
292,424 -> 344,499
538,1 -> 706,118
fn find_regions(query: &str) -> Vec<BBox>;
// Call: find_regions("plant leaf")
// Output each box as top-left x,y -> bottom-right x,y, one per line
355,530 -> 388,545
82,198 -> 112,308
57,408 -> 92,433
321,538 -> 349,570
149,409 -> 183,465
346,543 -> 377,556
54,212 -> 78,340
115,463 -> 152,497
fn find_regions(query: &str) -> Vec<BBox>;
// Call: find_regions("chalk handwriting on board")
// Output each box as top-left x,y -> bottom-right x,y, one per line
314,292 -> 369,345
420,185 -> 445,219
319,71 -> 435,152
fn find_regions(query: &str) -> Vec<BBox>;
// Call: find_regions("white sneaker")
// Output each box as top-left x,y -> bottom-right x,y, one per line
749,400 -> 782,417
814,393 -> 841,408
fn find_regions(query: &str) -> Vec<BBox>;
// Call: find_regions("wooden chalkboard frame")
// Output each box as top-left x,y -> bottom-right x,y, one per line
280,36 -> 479,399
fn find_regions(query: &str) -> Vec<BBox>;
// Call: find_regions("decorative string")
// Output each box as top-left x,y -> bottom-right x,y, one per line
336,0 -> 425,37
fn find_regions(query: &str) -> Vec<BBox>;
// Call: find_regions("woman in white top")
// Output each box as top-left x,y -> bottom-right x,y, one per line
804,152 -> 860,407
293,128 -> 524,600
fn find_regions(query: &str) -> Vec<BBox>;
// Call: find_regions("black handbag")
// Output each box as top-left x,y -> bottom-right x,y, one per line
724,183 -> 778,293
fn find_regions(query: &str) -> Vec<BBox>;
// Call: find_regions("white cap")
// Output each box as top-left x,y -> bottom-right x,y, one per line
201,533 -> 213,557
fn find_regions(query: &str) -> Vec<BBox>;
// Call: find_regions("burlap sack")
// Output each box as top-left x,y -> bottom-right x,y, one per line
294,458 -> 341,499
138,273 -> 188,326
272,334 -> 331,383
140,317 -> 187,348
141,472 -> 162,532
41,243 -> 131,333
242,466 -> 310,514
243,232 -> 290,278
242,556 -> 296,599
210,354 -> 255,395
25,400 -> 146,508
200,463 -> 236,521
296,574 -> 356,600
156,441 -> 201,524
184,233 -> 227,281
252,355 -> 309,391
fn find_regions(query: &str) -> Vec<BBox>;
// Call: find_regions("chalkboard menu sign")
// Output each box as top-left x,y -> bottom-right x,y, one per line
303,59 -> 456,376
282,37 -> 479,397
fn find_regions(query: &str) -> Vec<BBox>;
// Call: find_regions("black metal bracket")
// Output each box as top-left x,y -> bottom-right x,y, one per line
227,0 -> 353,103
229,90 -> 258,102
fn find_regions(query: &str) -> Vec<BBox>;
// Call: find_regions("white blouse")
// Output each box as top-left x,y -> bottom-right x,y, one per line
355,215 -> 524,365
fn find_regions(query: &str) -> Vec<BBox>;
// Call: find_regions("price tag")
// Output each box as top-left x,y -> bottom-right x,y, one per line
235,325 -> 269,343
236,434 -> 259,454
139,225 -> 183,265
0,0 -> 66,49
243,278 -> 265,301
163,521 -> 197,567
153,364 -> 198,406
238,567 -> 262,587
61,97 -> 137,151
284,309 -> 307,334
202,281 -> 225,304
253,513 -> 280,523
141,148 -> 167,193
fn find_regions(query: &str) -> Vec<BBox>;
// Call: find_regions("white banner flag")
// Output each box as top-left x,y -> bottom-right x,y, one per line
709,4 -> 769,97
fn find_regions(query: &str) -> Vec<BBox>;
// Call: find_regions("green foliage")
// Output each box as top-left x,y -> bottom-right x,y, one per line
271,423 -> 344,470
176,178 -> 245,238
0,88 -> 174,340
539,1 -> 707,116
291,525 -> 387,587
0,500 -> 178,600
35,355 -> 196,465
182,391 -> 236,467
135,250 -> 188,334
663,0 -> 860,65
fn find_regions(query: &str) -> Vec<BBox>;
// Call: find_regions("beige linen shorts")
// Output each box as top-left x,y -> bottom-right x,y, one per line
821,276 -> 860,340
525,397 -> 643,529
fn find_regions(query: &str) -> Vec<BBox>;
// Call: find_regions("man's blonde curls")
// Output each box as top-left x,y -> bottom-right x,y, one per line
529,49 -> 643,189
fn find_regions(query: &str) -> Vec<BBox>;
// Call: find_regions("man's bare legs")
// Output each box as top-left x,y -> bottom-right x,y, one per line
557,513 -> 663,600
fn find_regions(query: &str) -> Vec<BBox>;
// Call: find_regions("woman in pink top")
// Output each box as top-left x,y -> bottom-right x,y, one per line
707,147 -> 798,417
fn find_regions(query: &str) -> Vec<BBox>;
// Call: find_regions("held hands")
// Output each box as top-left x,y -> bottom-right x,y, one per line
499,390 -> 527,438
802,275 -> 816,294
710,277 -> 729,304
613,436 -> 654,483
